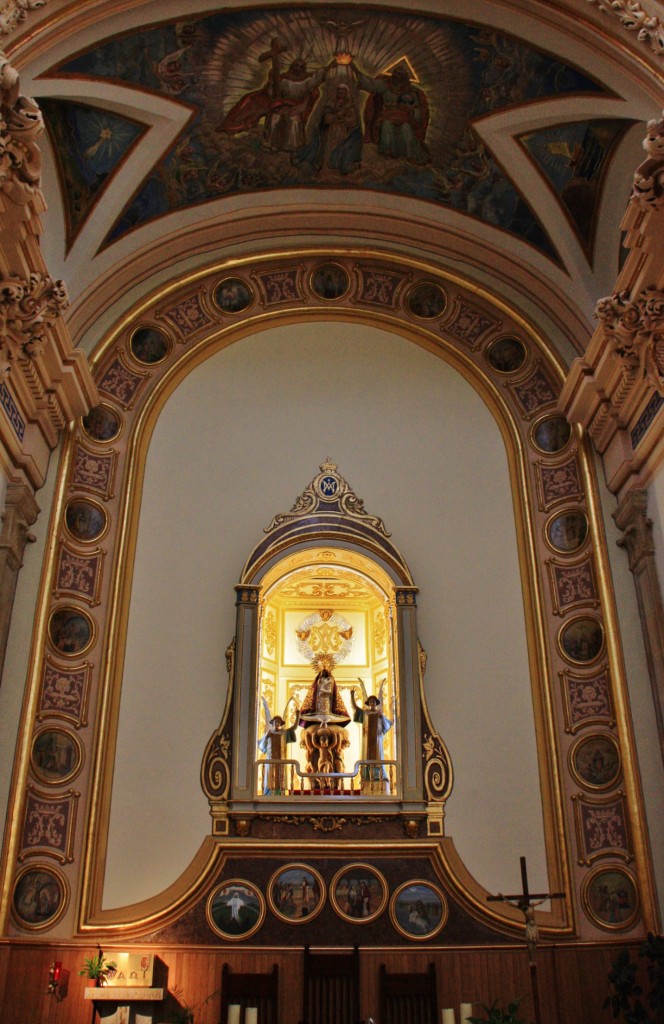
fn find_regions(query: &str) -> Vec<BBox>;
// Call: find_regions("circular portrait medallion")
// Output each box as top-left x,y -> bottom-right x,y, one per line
546,509 -> 588,553
31,727 -> 83,785
213,277 -> 253,314
268,864 -> 325,924
82,403 -> 121,443
532,415 -> 572,454
406,281 -> 447,320
330,863 -> 388,924
570,733 -> 621,790
582,866 -> 639,931
390,880 -> 448,941
311,262 -> 350,301
12,864 -> 69,930
486,336 -> 527,373
130,326 -> 170,364
48,607 -> 95,657
206,879 -> 265,940
64,498 -> 108,544
559,616 -> 604,665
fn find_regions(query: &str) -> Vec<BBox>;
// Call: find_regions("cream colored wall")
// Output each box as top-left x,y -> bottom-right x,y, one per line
103,321 -> 547,908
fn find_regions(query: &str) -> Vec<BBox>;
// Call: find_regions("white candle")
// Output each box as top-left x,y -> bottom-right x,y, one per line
460,1003 -> 474,1023
227,1005 -> 241,1024
245,1009 -> 258,1024
442,1010 -> 456,1024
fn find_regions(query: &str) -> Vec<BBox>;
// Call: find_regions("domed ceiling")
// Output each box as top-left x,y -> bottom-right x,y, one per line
13,0 -> 662,344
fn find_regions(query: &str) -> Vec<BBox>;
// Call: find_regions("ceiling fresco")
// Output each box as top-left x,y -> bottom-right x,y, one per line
38,5 -> 626,260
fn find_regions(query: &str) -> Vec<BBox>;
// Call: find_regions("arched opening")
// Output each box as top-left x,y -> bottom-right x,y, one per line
256,547 -> 398,797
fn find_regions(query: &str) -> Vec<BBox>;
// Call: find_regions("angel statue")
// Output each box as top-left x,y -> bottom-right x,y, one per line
257,696 -> 297,794
351,678 -> 394,792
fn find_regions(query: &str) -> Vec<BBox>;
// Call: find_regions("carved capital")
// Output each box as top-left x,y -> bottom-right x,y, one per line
614,488 -> 654,572
0,480 -> 38,570
0,1 -> 48,37
595,286 -> 664,392
0,272 -> 68,378
0,49 -> 44,207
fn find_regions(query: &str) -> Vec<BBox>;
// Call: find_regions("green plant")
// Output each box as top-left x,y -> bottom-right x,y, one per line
468,998 -> 533,1024
605,933 -> 664,1024
78,946 -> 117,985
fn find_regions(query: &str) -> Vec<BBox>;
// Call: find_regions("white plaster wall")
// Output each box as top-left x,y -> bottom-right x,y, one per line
104,321 -> 546,908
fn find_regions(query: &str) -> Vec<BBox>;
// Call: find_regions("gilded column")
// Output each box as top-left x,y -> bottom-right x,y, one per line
0,480 -> 38,683
613,488 -> 664,765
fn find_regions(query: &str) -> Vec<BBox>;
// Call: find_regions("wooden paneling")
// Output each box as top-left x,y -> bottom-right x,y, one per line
0,940 -> 633,1024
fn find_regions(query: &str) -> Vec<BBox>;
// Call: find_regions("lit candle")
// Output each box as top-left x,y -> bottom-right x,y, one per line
460,1004 -> 474,1023
245,1009 -> 258,1024
227,1005 -> 241,1024
442,1010 -> 456,1024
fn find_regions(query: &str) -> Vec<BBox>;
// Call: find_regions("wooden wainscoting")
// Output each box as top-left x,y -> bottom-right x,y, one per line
0,940 -> 633,1023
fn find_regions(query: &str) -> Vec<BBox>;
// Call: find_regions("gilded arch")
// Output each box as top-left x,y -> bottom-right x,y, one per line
1,247 -> 657,943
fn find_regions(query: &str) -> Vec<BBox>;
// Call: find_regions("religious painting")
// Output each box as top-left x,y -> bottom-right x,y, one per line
406,281 -> 447,320
39,98 -> 145,248
582,866 -> 639,930
46,9 -> 609,258
519,119 -> 634,254
268,864 -> 325,924
12,864 -> 68,930
48,607 -> 95,657
559,616 -> 604,665
206,879 -> 265,940
311,262 -> 350,301
485,336 -> 527,373
64,497 -> 108,544
213,277 -> 254,314
546,509 -> 588,554
531,415 -> 572,454
31,727 -> 83,785
570,733 -> 621,790
82,403 -> 121,443
330,863 -> 387,923
390,880 -> 448,941
129,326 -> 170,364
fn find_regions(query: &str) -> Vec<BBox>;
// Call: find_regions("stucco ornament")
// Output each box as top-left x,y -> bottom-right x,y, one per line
0,49 -> 44,203
0,272 -> 69,378
0,1 -> 47,37
595,287 -> 664,391
587,0 -> 664,56
631,110 -> 664,209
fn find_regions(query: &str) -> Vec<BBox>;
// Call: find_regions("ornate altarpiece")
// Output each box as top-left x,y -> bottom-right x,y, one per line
202,460 -> 452,838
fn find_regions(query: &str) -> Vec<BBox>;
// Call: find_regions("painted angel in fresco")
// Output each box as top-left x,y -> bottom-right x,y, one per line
257,696 -> 297,794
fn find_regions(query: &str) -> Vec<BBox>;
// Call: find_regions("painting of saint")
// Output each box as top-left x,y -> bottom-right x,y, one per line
13,868 -> 67,928
584,868 -> 638,929
547,511 -> 588,553
65,499 -> 107,543
82,404 -> 121,442
560,616 -> 604,664
130,326 -> 170,364
207,880 -> 265,940
330,864 -> 387,923
533,415 -> 571,453
48,608 -> 94,656
390,881 -> 448,940
268,865 -> 325,923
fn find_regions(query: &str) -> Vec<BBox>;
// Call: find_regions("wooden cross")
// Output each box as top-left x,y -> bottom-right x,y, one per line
487,856 -> 566,1024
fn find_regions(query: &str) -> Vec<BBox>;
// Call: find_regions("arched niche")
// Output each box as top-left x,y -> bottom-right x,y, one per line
202,459 -> 452,831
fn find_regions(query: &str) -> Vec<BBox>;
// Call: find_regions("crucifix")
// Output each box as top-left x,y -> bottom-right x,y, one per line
487,856 -> 565,1024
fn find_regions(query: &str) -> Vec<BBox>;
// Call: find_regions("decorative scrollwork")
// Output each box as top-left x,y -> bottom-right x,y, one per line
264,458 -> 390,537
587,0 -> 664,56
423,733 -> 452,803
0,272 -> 68,378
0,1 -> 47,37
595,286 -> 664,391
265,814 -> 391,831
0,50 -> 44,205
201,730 -> 231,800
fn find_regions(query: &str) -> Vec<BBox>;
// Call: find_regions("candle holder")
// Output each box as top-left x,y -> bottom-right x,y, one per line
46,961 -> 62,997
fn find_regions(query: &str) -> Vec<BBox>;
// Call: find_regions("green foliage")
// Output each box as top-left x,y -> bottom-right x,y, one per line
468,997 -> 533,1023
78,947 -> 117,982
605,933 -> 664,1024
